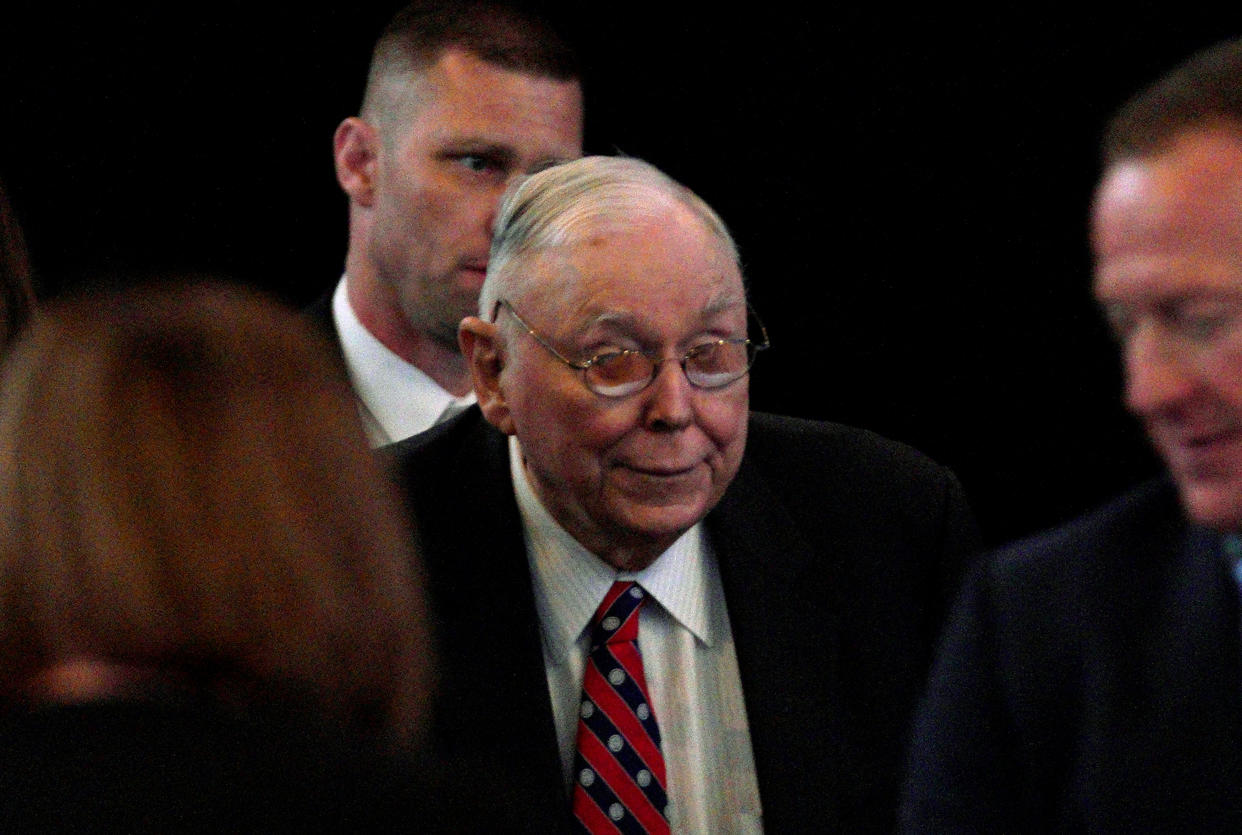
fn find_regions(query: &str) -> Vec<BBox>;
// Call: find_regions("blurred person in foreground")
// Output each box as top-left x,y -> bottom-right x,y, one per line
0,280 -> 434,831
390,155 -> 979,831
901,37 -> 1242,832
320,0 -> 583,444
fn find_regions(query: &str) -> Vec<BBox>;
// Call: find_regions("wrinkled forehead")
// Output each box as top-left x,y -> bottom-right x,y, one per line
538,197 -> 736,273
511,213 -> 746,339
562,186 -> 733,249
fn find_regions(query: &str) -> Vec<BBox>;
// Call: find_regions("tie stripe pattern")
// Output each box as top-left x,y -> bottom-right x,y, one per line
571,581 -> 670,834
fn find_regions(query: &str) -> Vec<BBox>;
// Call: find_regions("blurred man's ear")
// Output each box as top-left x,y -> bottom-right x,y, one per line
460,317 -> 515,435
333,118 -> 380,207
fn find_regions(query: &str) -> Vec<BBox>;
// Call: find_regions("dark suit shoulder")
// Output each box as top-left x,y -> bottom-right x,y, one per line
956,478 -> 1192,712
902,481 -> 1241,832
746,410 -> 933,457
383,406 -> 497,472
741,411 -> 974,542
981,478 -> 1184,602
746,411 -> 958,484
736,412 -> 980,613
380,408 -> 513,569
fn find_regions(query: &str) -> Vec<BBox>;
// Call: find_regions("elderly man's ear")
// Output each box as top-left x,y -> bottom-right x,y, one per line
459,317 -> 515,435
333,117 -> 379,207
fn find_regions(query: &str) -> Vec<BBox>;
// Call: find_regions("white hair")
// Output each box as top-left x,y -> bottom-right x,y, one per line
479,156 -> 740,318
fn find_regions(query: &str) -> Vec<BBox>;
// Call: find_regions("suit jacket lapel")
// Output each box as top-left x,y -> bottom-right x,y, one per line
1098,523 -> 1242,824
398,413 -> 571,831
708,457 -> 848,830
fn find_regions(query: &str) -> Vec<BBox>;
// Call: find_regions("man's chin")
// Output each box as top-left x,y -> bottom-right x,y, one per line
1178,478 -> 1242,531
423,308 -> 477,349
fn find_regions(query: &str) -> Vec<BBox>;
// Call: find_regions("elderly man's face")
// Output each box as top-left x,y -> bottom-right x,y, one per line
494,203 -> 750,570
1094,128 -> 1242,529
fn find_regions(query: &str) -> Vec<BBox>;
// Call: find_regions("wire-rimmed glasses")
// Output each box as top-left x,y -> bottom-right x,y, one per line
493,298 -> 770,398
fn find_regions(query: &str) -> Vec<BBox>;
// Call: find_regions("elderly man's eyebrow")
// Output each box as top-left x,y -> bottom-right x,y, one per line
582,295 -> 747,329
582,310 -> 637,331
703,294 -> 747,315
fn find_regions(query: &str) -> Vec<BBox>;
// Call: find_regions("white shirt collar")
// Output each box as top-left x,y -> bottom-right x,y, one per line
509,436 -> 718,665
332,276 -> 475,445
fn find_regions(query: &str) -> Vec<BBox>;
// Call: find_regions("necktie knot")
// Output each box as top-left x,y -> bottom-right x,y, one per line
590,581 -> 646,649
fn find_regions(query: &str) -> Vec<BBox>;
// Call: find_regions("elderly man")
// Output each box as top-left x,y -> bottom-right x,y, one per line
901,38 -> 1242,832
318,0 -> 582,444
390,156 -> 978,831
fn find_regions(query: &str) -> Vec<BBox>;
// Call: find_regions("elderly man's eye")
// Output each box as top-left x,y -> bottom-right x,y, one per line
589,350 -> 649,383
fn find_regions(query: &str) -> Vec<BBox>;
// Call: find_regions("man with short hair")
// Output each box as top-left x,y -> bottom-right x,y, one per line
901,38 -> 1242,832
323,0 -> 583,444
392,155 -> 978,831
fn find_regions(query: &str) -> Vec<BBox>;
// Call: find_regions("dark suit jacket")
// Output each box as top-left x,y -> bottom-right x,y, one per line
305,289 -> 342,358
900,479 -> 1242,833
389,408 -> 979,832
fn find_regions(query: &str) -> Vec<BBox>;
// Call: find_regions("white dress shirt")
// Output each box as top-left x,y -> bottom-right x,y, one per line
509,437 -> 763,832
331,276 -> 474,446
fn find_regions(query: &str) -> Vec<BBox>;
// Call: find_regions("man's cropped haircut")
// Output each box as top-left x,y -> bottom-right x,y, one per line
1104,37 -> 1242,164
361,0 -> 579,134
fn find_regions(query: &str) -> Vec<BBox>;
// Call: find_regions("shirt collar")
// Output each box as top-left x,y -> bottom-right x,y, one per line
509,436 -> 719,665
332,276 -> 474,444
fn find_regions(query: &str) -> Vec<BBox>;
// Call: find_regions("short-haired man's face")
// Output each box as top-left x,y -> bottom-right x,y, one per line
497,203 -> 750,570
1094,128 -> 1242,529
370,49 -> 582,348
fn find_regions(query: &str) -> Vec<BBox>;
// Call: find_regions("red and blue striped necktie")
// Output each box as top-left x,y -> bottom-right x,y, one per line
571,581 -> 670,834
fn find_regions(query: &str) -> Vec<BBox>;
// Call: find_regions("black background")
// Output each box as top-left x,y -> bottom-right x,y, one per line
5,3 -> 1242,544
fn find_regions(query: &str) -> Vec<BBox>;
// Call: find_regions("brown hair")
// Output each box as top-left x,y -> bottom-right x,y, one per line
1103,37 -> 1242,164
360,0 -> 579,133
0,178 -> 35,350
0,279 -> 431,745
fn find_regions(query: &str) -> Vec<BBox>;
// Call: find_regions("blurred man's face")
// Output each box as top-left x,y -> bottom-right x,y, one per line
1094,128 -> 1242,529
495,202 -> 751,570
370,49 -> 582,348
